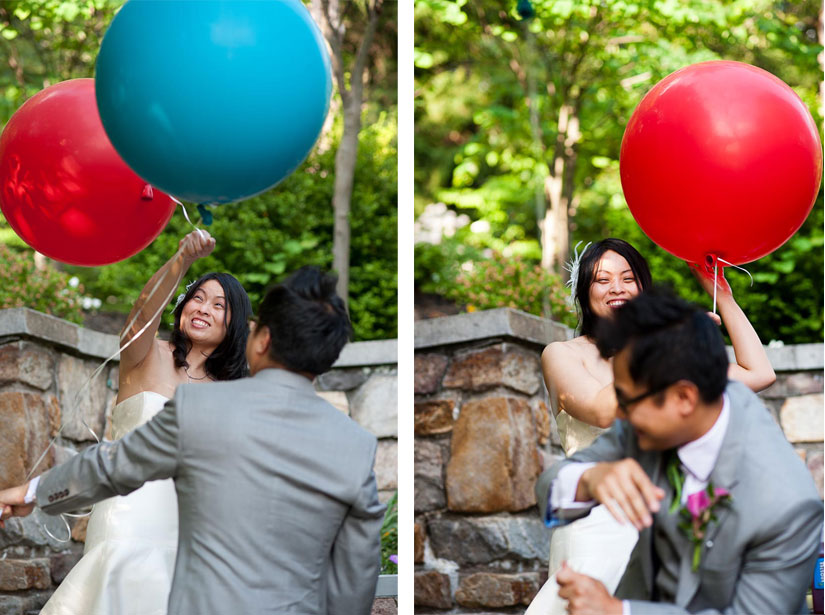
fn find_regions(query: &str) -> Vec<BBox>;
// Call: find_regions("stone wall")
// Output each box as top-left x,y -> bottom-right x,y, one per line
0,308 -> 398,614
413,308 -> 824,614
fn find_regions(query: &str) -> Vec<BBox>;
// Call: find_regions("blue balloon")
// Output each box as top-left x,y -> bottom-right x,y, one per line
95,0 -> 332,204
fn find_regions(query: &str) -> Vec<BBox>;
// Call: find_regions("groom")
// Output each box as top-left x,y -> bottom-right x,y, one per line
0,266 -> 386,615
536,289 -> 821,615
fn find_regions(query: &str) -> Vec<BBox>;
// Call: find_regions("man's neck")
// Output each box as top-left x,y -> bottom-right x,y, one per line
684,395 -> 725,444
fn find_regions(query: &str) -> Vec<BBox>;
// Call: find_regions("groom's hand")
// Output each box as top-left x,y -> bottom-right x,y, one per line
579,459 -> 664,530
557,562 -> 622,615
0,482 -> 34,528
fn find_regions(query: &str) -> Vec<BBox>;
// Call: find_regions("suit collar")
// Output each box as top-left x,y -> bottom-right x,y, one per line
252,367 -> 316,392
708,382 -> 750,489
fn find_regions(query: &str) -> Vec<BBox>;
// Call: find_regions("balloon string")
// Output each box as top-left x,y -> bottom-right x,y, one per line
709,255 -> 754,316
713,259 -> 718,315
717,257 -> 754,287
21,198 -> 202,541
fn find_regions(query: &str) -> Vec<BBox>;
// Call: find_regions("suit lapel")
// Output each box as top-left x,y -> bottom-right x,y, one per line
674,385 -> 746,607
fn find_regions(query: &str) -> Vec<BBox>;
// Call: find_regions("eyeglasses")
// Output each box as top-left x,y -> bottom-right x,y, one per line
615,383 -> 670,413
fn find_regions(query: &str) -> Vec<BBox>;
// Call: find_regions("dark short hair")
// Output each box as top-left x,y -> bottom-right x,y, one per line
575,238 -> 652,338
170,272 -> 252,381
258,266 -> 352,376
594,288 -> 728,403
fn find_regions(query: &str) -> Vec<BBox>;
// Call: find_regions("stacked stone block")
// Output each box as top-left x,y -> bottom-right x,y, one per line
0,310 -> 120,615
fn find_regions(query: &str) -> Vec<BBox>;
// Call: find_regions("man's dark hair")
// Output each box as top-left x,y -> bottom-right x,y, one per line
258,266 -> 352,376
575,238 -> 653,339
594,287 -> 728,403
171,272 -> 252,381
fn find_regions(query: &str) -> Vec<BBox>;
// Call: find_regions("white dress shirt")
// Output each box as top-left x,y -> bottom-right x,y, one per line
24,475 -> 39,504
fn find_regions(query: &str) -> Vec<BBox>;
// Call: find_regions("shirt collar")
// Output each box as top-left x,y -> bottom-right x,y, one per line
677,393 -> 730,483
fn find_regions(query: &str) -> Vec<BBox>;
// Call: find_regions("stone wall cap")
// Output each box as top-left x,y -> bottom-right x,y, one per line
0,308 -> 119,360
725,343 -> 824,371
0,309 -> 399,368
333,339 -> 397,367
761,343 -> 823,371
415,308 -> 573,350
416,309 -> 823,371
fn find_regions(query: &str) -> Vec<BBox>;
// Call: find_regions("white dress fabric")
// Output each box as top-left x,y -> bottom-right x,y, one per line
526,412 -> 639,615
41,391 -> 177,615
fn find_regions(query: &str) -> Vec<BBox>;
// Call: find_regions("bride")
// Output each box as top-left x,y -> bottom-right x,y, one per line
42,230 -> 252,615
527,238 -> 775,614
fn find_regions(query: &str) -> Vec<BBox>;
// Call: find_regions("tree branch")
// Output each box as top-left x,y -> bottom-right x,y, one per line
313,0 -> 350,103
350,0 -> 382,103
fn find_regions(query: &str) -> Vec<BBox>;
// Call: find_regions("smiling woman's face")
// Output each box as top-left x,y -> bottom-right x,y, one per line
180,279 -> 229,347
588,250 -> 640,320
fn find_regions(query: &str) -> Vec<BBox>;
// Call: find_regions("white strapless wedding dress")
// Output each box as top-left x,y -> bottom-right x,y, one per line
526,412 -> 639,615
41,391 -> 177,615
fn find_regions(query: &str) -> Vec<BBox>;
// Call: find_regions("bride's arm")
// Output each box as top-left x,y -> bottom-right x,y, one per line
119,230 -> 215,374
541,342 -> 618,429
692,266 -> 776,392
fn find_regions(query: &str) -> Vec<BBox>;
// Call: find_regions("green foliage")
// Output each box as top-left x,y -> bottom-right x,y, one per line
451,251 -> 574,325
0,1 -> 122,123
0,244 -> 85,322
415,0 -> 823,343
380,491 -> 398,574
416,236 -> 576,326
66,114 -> 398,341
415,234 -> 487,293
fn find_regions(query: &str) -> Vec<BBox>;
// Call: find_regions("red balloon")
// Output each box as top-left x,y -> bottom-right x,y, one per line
0,79 -> 175,266
620,61 -> 822,266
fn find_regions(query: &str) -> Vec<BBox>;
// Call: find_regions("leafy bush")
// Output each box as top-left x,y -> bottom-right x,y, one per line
380,491 -> 398,574
450,251 -> 575,326
0,245 -> 85,322
417,237 -> 576,327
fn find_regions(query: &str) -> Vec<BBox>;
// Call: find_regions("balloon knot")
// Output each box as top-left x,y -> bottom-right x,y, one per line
517,0 -> 534,19
141,184 -> 154,200
197,204 -> 213,226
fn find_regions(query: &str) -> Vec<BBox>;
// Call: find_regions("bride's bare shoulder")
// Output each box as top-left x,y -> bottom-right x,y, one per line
542,336 -> 593,361
118,340 -> 180,399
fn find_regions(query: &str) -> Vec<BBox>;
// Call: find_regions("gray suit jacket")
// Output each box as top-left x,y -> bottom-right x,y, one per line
38,368 -> 386,615
536,380 -> 821,614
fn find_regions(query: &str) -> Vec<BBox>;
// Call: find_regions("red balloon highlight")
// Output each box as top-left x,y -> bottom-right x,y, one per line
0,79 -> 176,266
620,61 -> 822,266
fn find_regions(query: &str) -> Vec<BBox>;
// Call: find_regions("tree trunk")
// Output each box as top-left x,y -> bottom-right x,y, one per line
541,103 -> 579,273
332,105 -> 361,306
310,0 -> 381,308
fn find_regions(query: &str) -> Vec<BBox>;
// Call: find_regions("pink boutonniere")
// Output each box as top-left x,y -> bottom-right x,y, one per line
680,485 -> 732,571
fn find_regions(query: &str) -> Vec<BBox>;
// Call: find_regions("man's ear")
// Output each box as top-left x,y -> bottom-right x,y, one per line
252,325 -> 271,357
671,380 -> 700,417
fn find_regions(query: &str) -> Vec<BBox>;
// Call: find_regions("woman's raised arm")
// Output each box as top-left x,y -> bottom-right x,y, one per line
119,230 -> 215,373
691,265 -> 776,392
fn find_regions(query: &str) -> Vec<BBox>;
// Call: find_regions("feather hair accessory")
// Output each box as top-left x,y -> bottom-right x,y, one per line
174,279 -> 198,309
562,241 -> 592,307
